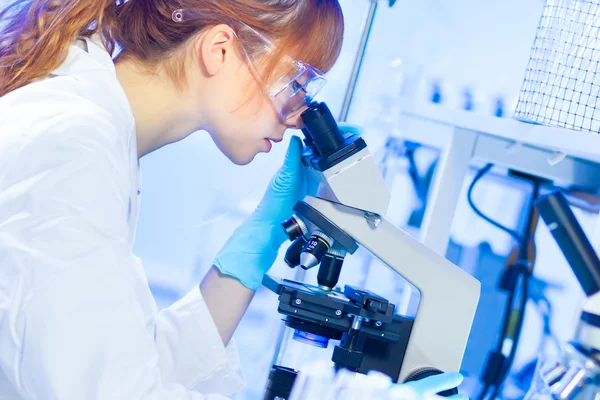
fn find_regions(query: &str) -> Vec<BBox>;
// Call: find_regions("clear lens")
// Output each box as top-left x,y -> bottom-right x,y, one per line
269,62 -> 326,119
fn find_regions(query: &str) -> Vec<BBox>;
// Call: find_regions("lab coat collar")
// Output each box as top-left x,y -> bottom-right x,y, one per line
82,36 -> 118,75
51,35 -> 117,77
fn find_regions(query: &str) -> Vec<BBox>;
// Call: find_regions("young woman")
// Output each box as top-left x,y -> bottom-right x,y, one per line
0,0 -> 465,398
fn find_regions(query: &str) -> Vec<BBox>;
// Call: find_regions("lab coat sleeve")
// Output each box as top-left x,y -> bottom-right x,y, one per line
153,283 -> 245,394
0,113 -> 240,400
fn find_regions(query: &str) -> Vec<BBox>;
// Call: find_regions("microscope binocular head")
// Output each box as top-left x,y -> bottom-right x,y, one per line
278,101 -> 389,292
298,102 -> 391,216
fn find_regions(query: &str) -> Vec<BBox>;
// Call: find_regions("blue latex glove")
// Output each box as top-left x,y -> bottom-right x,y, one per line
213,124 -> 362,290
403,372 -> 468,400
213,135 -> 317,290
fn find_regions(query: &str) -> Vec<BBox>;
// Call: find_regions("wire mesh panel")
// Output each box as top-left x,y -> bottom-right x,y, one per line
514,0 -> 600,133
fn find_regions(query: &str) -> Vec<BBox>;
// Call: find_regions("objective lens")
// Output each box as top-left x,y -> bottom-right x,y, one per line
281,215 -> 308,241
317,255 -> 343,291
285,237 -> 308,268
300,231 -> 333,270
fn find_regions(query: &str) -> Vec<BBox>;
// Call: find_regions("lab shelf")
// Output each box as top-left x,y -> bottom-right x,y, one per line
397,101 -> 600,257
403,101 -> 600,164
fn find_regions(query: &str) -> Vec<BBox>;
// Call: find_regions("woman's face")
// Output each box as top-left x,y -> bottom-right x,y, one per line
203,50 -> 301,165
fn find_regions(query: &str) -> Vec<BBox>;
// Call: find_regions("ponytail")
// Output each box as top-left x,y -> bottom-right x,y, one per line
0,0 -> 120,97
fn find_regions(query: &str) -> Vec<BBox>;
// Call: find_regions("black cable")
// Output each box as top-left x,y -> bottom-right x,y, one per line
470,165 -> 539,399
467,164 -> 524,244
476,278 -> 518,400
494,275 -> 519,353
489,180 -> 539,399
476,384 -> 491,400
471,164 -> 520,400
477,270 -> 527,400
490,271 -> 529,399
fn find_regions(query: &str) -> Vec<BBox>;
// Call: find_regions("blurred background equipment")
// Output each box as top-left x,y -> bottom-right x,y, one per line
523,191 -> 600,400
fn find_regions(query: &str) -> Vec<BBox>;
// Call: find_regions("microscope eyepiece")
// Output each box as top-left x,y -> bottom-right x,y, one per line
301,127 -> 315,148
301,102 -> 345,156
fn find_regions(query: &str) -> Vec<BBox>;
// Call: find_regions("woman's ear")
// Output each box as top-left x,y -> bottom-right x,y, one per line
198,24 -> 236,76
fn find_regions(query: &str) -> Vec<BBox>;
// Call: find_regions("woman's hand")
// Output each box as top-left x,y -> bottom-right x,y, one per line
204,135 -> 315,344
213,135 -> 317,290
213,124 -> 362,290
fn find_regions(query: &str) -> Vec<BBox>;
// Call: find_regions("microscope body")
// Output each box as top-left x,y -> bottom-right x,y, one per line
264,102 -> 480,396
297,196 -> 480,382
524,293 -> 600,400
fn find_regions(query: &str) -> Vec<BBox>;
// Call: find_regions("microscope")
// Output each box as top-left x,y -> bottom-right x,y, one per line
262,102 -> 481,399
531,191 -> 600,399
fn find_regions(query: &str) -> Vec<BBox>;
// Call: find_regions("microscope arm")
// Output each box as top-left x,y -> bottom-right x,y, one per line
303,196 -> 481,382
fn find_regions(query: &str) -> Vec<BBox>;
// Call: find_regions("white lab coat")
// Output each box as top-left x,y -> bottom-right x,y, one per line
0,37 -> 245,399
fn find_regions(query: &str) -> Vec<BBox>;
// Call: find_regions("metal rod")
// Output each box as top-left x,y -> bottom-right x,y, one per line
268,268 -> 306,368
338,0 -> 379,123
351,315 -> 363,331
270,319 -> 294,367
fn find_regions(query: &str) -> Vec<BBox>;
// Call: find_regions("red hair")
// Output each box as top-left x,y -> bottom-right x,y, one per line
0,0 -> 344,97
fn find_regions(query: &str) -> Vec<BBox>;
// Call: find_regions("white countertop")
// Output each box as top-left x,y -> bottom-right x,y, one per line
402,102 -> 600,164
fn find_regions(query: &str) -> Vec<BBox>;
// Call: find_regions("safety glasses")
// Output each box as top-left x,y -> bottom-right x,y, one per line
172,9 -> 326,120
